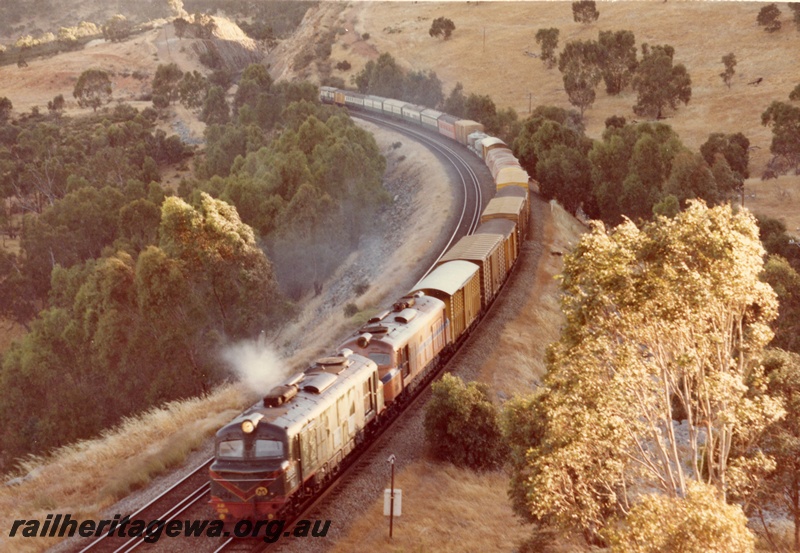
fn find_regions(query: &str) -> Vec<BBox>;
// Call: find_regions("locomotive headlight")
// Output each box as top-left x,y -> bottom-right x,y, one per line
241,413 -> 264,434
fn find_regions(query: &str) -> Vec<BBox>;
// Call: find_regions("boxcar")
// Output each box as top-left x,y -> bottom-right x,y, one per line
438,114 -> 459,141
455,120 -> 484,145
382,98 -> 407,118
401,104 -> 425,126
420,108 -> 444,132
410,260 -> 482,344
364,95 -> 386,113
481,196 -> 529,244
481,137 -> 507,160
343,90 -> 366,108
437,234 -> 504,307
475,219 -> 519,275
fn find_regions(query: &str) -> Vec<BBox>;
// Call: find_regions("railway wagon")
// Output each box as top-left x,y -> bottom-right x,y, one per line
486,147 -> 523,181
496,185 -> 531,236
382,98 -> 407,118
437,114 -> 459,141
339,294 -> 450,404
455,120 -> 484,145
481,137 -> 507,160
481,195 -> 529,245
421,108 -> 444,132
475,218 -> 519,273
209,352 -> 383,524
319,86 -> 337,104
401,104 -> 426,125
343,90 -> 366,109
364,95 -> 386,113
495,166 -> 530,190
410,260 -> 482,344
437,233 -> 505,308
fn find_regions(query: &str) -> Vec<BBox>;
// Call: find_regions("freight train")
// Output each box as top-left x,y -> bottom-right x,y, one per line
208,85 -> 531,526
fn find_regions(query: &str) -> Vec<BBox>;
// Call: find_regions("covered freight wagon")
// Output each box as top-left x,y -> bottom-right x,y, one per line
475,219 -> 519,275
437,234 -> 505,307
421,108 -> 444,132
438,114 -> 459,141
481,196 -> 529,244
455,120 -> 484,145
410,260 -> 482,343
364,95 -> 386,113
382,99 -> 407,117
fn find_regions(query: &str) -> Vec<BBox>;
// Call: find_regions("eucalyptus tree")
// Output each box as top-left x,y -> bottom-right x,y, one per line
512,202 -> 782,543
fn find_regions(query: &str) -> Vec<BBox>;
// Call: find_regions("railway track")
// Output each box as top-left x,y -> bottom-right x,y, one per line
59,113 -> 488,553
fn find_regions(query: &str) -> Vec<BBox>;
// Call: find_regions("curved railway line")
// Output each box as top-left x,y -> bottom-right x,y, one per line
64,112 -> 490,553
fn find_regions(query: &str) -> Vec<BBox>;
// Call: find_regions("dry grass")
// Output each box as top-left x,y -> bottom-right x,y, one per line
743,174 -> 800,233
0,384 -> 248,553
328,461 -> 531,553
478,199 -> 586,395
339,1 -> 800,178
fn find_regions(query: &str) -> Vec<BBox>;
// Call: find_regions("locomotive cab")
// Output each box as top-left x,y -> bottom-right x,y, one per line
209,414 -> 299,523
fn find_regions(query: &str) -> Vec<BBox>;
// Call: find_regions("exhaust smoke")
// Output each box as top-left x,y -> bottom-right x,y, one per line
220,335 -> 285,395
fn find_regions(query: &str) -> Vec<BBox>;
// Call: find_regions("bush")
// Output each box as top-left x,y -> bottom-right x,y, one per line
607,481 -> 755,552
362,32 -> 370,40
336,60 -> 351,71
344,303 -> 359,317
424,373 -> 506,471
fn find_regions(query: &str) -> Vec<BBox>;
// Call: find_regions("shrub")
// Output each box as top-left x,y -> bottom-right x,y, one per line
344,303 -> 359,317
424,373 -> 506,471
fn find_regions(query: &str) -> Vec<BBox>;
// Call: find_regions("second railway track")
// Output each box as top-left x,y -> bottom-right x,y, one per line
59,112 -> 490,553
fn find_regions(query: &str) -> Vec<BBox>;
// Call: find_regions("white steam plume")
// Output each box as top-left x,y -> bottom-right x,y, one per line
220,336 -> 286,395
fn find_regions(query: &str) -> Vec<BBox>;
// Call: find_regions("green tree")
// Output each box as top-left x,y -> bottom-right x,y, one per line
558,40 -> 603,118
761,101 -> 800,174
759,349 -> 800,550
354,52 -> 404,97
721,52 -> 737,88
597,30 -> 638,95
632,44 -> 691,120
102,14 -> 132,42
535,28 -> 559,69
791,3 -> 800,31
429,16 -> 455,40
791,83 -> 800,102
73,68 -> 112,112
757,3 -> 782,33
700,132 -> 750,182
0,96 -> 12,123
201,85 -> 229,125
516,202 -> 780,542
178,70 -> 208,111
443,82 -> 466,117
572,0 -> 599,24
152,63 -> 183,106
536,144 -> 593,214
608,481 -> 755,553
234,63 -> 273,112
424,373 -> 505,470
664,150 -> 719,206
47,93 -> 65,115
762,256 -> 800,353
